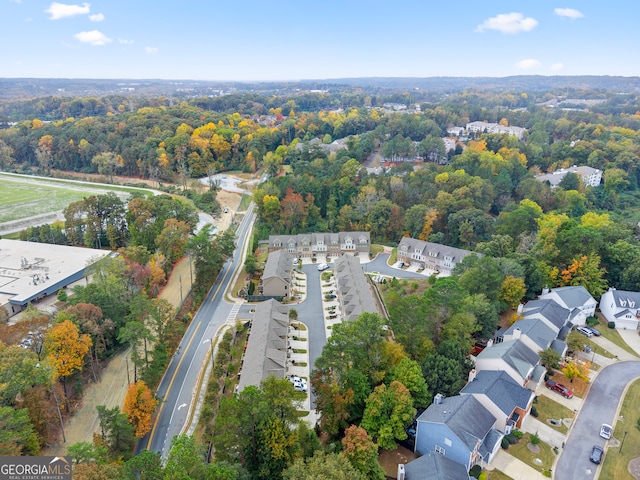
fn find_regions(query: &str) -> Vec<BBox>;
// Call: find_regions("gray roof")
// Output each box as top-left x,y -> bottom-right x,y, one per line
237,299 -> 289,391
397,237 -> 479,262
417,395 -> 496,453
403,452 -> 471,480
523,299 -> 570,330
263,249 -> 292,282
504,318 -> 556,350
460,370 -> 533,417
334,256 -> 378,321
551,339 -> 567,356
543,286 -> 596,309
479,428 -> 503,462
476,339 -> 540,381
608,289 -> 640,309
268,231 -> 370,249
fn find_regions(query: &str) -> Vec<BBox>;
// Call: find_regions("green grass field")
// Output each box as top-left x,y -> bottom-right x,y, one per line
0,173 -> 154,224
0,178 -> 91,223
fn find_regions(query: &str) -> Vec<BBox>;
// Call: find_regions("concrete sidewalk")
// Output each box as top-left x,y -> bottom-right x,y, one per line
489,450 -> 549,480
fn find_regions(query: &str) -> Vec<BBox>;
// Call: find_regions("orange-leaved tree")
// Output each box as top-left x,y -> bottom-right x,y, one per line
123,381 -> 158,437
44,319 -> 92,397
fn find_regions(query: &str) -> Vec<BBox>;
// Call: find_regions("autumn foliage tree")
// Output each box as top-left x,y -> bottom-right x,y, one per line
562,360 -> 591,383
44,320 -> 92,396
499,275 -> 527,309
340,425 -> 385,480
123,381 -> 158,437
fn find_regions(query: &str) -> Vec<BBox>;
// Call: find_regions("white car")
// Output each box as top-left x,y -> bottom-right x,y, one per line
288,376 -> 307,393
600,423 -> 612,440
577,326 -> 593,338
317,262 -> 329,271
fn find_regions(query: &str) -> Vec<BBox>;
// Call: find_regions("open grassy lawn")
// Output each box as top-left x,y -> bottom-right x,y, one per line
599,378 -> 640,480
535,395 -> 574,434
487,470 -> 514,480
0,178 -> 90,223
596,314 -> 639,358
370,244 -> 385,256
238,193 -> 252,212
508,433 -> 556,474
583,337 -> 616,359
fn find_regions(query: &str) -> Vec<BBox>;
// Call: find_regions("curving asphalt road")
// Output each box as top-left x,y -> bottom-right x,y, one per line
554,361 -> 640,479
135,204 -> 255,458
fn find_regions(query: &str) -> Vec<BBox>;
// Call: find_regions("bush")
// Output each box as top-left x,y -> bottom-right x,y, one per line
506,434 -> 518,445
587,316 -> 599,327
501,437 -> 510,449
531,406 -> 539,417
531,432 -> 541,446
512,430 -> 524,439
543,470 -> 552,478
478,473 -> 487,480
608,321 -> 616,329
469,465 -> 482,478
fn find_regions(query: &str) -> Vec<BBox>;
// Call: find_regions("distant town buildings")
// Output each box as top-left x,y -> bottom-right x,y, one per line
535,165 -> 602,188
465,121 -> 526,140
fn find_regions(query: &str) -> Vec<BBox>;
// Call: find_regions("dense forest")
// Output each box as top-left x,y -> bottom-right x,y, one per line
2,80 -> 640,478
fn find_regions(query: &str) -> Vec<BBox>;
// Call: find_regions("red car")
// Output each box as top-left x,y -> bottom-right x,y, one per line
545,379 -> 574,399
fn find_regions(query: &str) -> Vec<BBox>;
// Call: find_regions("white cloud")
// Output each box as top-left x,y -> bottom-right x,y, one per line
74,30 -> 111,46
554,8 -> 584,19
89,13 -> 104,22
550,62 -> 564,71
118,38 -> 135,44
45,2 -> 90,20
516,59 -> 542,70
476,12 -> 538,34
145,46 -> 158,54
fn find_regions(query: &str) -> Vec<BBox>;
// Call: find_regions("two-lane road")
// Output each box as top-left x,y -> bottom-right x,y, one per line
136,204 -> 255,458
555,361 -> 640,479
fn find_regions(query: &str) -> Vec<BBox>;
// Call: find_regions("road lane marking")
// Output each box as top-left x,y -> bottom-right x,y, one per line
146,320 -> 201,450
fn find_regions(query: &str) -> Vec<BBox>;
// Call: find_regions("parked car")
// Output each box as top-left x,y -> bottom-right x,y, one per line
585,326 -> 601,336
576,326 -> 594,338
590,445 -> 604,464
317,262 -> 329,271
545,379 -> 574,399
600,423 -> 612,440
288,376 -> 307,393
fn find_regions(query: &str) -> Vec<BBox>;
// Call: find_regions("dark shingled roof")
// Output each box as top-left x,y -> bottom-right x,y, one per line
403,451 -> 471,480
460,370 -> 533,417
503,318 -> 556,350
523,299 -> 570,331
476,339 -> 540,382
417,395 -> 496,453
236,299 -> 289,391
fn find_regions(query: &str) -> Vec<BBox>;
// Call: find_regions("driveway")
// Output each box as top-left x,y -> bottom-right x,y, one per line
554,361 -> 640,479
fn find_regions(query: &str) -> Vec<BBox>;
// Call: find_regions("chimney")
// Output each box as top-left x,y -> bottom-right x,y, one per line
517,303 -> 524,314
486,339 -> 494,348
513,328 -> 521,340
468,369 -> 477,383
397,464 -> 405,480
434,393 -> 443,405
542,285 -> 550,295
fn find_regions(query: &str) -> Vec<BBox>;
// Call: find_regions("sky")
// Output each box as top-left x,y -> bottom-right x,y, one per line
1,1 -> 638,81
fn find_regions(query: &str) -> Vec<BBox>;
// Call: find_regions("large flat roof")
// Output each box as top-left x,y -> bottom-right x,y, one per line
0,239 -> 110,306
